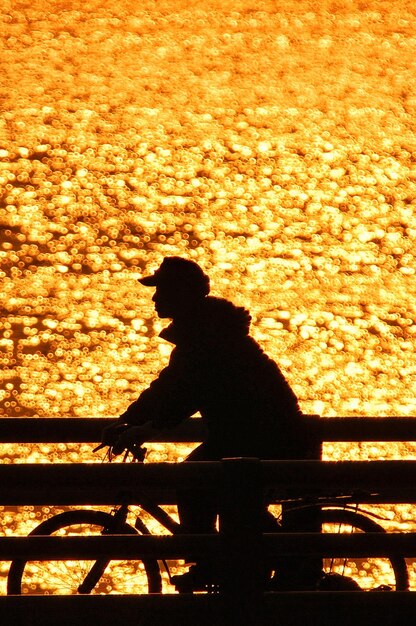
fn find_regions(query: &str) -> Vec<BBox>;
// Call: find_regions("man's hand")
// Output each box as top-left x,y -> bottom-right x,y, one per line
102,420 -> 155,456
111,425 -> 144,455
101,420 -> 130,447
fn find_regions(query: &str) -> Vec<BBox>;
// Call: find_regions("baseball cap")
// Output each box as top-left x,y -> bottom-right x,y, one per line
139,257 -> 210,295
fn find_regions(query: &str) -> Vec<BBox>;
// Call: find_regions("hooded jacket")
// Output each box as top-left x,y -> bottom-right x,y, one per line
121,297 -> 304,458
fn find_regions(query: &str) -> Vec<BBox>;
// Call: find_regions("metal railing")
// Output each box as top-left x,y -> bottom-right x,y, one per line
2,414 -> 416,442
1,415 -> 416,625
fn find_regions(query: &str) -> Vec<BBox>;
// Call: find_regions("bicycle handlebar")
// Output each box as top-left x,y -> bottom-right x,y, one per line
93,441 -> 147,462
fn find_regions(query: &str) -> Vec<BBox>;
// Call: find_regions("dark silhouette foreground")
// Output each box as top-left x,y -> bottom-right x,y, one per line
104,257 -> 316,590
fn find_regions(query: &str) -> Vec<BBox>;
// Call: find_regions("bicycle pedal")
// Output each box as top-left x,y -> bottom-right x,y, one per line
171,569 -> 219,594
204,583 -> 220,594
174,581 -> 220,594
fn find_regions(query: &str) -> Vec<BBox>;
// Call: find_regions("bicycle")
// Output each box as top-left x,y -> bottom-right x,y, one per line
7,442 -> 410,595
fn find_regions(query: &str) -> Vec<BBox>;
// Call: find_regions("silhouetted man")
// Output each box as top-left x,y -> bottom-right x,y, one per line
104,257 -> 313,589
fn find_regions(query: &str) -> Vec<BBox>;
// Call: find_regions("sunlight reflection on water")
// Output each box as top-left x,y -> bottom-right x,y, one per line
1,0 -> 416,593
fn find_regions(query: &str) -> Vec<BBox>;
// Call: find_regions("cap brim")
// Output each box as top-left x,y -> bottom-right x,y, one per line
138,275 -> 158,286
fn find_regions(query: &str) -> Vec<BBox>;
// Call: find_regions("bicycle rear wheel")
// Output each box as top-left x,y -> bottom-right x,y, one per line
7,510 -> 162,595
271,506 -> 409,591
320,507 -> 409,591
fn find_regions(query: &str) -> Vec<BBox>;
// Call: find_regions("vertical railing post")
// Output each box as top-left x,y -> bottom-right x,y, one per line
278,414 -> 323,590
219,457 -> 264,625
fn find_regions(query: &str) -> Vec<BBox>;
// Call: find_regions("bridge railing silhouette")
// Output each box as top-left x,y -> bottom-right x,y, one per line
1,415 -> 416,625
2,414 -> 416,443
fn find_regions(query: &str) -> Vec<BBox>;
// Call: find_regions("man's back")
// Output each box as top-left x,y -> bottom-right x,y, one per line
160,296 -> 303,458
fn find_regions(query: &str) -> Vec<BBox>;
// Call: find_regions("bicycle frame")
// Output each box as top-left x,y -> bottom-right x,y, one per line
96,444 -> 407,592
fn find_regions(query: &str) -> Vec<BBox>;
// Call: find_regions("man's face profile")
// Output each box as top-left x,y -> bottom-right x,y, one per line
152,283 -> 181,318
151,281 -> 201,319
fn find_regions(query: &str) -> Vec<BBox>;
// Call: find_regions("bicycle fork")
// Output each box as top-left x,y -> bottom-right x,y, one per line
78,505 -> 129,594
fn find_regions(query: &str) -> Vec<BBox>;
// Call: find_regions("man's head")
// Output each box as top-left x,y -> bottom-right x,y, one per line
139,257 -> 210,318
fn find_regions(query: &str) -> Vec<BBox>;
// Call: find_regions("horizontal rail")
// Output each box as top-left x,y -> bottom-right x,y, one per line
311,415 -> 416,441
0,461 -> 220,505
263,531 -> 416,557
1,592 -> 415,626
0,534 -> 219,560
261,459 -> 416,498
0,417 -> 205,443
2,460 -> 416,505
1,533 -> 416,561
2,416 -> 416,443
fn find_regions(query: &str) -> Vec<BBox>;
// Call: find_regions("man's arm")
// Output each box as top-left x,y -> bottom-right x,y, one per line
102,351 -> 198,446
119,349 -> 199,427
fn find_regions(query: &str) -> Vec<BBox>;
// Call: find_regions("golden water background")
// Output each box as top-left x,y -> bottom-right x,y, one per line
1,0 -> 416,591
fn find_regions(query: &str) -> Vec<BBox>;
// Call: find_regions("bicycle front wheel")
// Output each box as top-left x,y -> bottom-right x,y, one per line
7,510 -> 162,595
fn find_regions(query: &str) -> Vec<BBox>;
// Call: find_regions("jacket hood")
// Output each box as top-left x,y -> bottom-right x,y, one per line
160,297 -> 252,345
